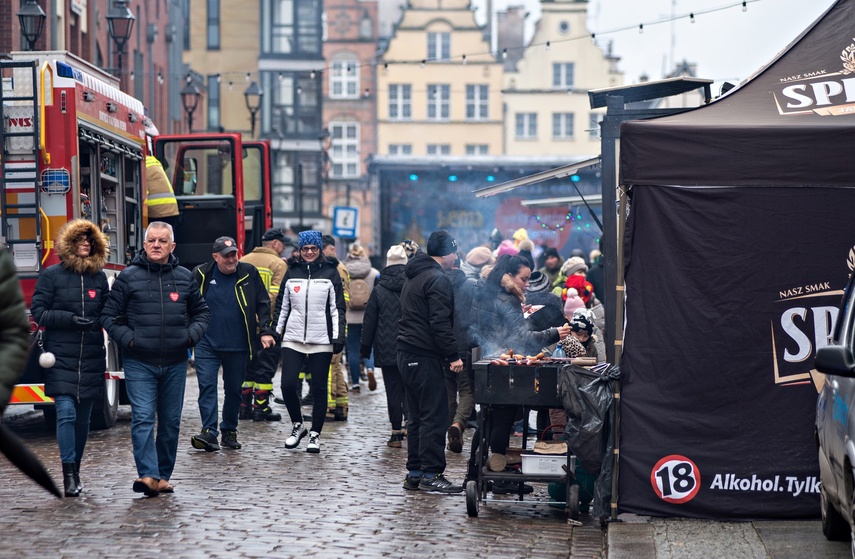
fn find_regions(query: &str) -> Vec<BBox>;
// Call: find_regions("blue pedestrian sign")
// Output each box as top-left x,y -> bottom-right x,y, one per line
332,206 -> 359,238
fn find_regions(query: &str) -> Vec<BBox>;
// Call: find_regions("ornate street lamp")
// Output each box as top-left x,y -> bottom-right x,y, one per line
180,79 -> 202,132
106,0 -> 135,87
243,81 -> 263,138
17,0 -> 47,51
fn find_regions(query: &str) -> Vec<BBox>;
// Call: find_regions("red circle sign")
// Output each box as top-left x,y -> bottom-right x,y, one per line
650,454 -> 701,504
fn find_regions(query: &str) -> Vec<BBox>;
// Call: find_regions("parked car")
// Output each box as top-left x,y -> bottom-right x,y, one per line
815,272 -> 855,554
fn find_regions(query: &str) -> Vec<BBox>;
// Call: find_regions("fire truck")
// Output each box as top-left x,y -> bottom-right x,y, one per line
1,51 -> 147,429
2,52 -> 274,429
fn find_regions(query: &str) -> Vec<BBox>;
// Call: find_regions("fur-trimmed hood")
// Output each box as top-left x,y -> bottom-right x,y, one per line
56,219 -> 108,275
500,273 -> 526,303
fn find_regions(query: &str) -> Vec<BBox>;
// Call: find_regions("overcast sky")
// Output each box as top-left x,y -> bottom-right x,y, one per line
473,0 -> 836,86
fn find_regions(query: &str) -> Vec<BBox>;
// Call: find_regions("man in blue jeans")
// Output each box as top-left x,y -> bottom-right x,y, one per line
191,236 -> 275,451
102,221 -> 210,496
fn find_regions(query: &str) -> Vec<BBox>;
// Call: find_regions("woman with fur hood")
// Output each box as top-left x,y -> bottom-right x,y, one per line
30,219 -> 110,497
470,255 -> 570,491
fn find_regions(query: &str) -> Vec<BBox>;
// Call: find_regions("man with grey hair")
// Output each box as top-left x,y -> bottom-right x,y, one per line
102,221 -> 210,497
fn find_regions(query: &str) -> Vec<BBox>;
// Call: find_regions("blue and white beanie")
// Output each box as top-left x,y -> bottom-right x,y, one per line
298,230 -> 323,248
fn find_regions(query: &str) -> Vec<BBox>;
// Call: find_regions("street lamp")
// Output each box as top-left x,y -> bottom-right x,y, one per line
106,0 -> 136,88
243,81 -> 263,138
180,80 -> 202,132
17,0 -> 46,51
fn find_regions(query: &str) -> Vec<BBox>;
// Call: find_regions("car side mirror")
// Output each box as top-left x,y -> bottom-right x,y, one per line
815,345 -> 855,377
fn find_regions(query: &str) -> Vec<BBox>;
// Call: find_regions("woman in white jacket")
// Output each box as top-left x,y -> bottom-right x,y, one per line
276,230 -> 346,454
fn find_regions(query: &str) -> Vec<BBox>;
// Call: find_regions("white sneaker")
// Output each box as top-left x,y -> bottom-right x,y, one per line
306,431 -> 320,453
285,423 -> 308,449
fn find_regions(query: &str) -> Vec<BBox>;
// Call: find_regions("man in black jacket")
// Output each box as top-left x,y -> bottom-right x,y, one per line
102,221 -> 210,496
191,236 -> 276,452
397,230 -> 464,493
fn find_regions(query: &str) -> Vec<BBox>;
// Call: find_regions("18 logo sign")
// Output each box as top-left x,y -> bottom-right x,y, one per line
650,455 -> 701,504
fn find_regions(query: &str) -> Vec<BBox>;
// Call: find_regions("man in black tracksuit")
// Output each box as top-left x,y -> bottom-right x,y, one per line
397,230 -> 464,493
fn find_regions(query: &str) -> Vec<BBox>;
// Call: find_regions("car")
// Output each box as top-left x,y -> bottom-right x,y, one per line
815,272 -> 855,556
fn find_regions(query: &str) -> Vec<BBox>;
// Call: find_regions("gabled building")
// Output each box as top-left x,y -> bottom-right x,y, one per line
376,0 -> 503,157
502,0 -> 621,156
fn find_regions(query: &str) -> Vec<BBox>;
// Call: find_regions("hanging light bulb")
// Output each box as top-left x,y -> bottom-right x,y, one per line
690,13 -> 695,23
216,73 -> 222,83
639,23 -> 644,34
501,48 -> 507,60
310,70 -> 316,79
420,60 -> 425,68
742,1 -> 747,11
545,41 -> 551,51
462,54 -> 467,65
245,72 -> 250,81
228,81 -> 233,91
129,71 -> 134,81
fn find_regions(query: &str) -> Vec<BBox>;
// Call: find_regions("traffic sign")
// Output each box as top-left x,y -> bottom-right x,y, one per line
332,206 -> 359,238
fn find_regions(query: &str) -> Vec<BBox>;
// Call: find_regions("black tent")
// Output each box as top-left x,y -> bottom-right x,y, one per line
617,0 -> 855,518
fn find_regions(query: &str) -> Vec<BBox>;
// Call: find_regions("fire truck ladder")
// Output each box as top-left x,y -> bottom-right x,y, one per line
0,60 -> 42,273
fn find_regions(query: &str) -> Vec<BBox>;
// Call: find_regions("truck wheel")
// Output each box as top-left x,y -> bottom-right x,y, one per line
90,342 -> 120,430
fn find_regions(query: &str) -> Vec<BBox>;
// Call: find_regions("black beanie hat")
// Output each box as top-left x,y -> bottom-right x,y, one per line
427,230 -> 457,257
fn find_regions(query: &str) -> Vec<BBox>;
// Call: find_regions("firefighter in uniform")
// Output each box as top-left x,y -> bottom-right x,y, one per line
322,234 -> 350,421
145,155 -> 180,229
239,229 -> 289,421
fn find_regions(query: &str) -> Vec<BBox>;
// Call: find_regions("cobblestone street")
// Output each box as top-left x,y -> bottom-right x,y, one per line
0,368 -> 604,558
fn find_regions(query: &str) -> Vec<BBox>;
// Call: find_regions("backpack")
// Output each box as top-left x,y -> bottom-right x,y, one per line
348,277 -> 371,310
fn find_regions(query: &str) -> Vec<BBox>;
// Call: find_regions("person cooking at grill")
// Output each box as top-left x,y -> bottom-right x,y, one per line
470,254 -> 570,492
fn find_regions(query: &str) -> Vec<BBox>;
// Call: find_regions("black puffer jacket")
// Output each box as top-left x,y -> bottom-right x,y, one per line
361,264 -> 405,366
396,252 -> 459,365
0,246 -> 30,412
30,219 -> 110,401
101,251 -> 210,366
472,274 -> 561,357
446,268 -> 477,353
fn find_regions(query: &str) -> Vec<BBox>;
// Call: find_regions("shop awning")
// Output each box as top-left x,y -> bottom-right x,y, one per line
473,156 -> 600,198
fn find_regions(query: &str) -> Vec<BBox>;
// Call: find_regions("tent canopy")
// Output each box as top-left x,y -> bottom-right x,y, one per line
621,0 -> 855,187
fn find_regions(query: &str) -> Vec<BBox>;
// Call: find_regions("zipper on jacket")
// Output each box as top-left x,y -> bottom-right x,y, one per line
159,272 -> 165,363
303,265 -> 312,343
236,279 -> 253,360
77,275 -> 84,402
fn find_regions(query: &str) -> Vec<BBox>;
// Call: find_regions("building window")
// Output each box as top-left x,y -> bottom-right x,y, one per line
427,84 -> 450,120
329,58 -> 359,99
465,85 -> 488,120
182,0 -> 191,50
206,0 -> 220,50
515,113 -> 537,139
271,151 -> 322,216
262,0 -> 322,55
263,71 -> 321,137
207,75 -> 221,130
465,144 -> 488,155
389,144 -> 412,155
427,144 -> 450,155
389,84 -> 412,120
427,32 -> 450,60
552,113 -> 574,139
589,113 -> 603,139
330,122 -> 360,179
552,62 -> 574,88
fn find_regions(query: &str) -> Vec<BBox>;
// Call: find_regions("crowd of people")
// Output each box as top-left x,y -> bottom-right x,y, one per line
17,218 -> 607,498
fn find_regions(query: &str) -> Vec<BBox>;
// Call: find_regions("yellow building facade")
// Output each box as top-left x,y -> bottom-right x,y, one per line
377,0 -> 504,156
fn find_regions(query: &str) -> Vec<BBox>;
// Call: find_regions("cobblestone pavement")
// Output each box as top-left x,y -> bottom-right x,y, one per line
0,369 -> 605,559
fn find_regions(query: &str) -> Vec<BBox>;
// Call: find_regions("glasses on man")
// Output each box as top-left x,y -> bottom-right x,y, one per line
300,246 -> 320,253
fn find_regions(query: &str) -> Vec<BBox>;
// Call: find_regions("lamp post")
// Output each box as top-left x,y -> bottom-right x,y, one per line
17,0 -> 46,51
243,81 -> 263,138
180,80 -> 201,132
106,0 -> 135,89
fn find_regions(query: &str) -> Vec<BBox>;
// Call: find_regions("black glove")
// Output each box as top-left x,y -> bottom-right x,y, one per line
333,343 -> 344,355
360,345 -> 372,360
72,316 -> 95,329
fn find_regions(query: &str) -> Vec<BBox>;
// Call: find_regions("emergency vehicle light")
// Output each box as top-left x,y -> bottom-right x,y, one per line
55,61 -> 80,81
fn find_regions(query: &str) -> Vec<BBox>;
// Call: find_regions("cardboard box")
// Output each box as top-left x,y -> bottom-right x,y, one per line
520,453 -> 574,477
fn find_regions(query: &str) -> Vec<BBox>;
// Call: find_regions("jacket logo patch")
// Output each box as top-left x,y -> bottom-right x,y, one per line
294,286 -> 301,293
169,292 -> 179,302
87,289 -> 96,299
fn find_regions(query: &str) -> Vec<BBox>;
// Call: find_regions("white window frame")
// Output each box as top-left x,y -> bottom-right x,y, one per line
389,144 -> 412,155
427,32 -> 451,60
515,112 -> 537,139
329,58 -> 359,99
330,122 -> 361,179
465,144 -> 488,155
552,62 -> 575,88
427,144 -> 450,155
427,84 -> 450,121
466,84 -> 488,120
388,84 -> 412,120
552,112 -> 574,139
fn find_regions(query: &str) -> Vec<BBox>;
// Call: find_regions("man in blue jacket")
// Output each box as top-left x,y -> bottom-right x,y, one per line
102,221 -> 210,496
191,236 -> 276,452
397,230 -> 464,493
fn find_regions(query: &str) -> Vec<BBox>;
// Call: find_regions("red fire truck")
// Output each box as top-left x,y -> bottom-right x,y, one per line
1,51 -> 147,428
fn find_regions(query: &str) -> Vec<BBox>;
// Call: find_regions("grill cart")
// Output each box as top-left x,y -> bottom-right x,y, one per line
466,357 -> 594,522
